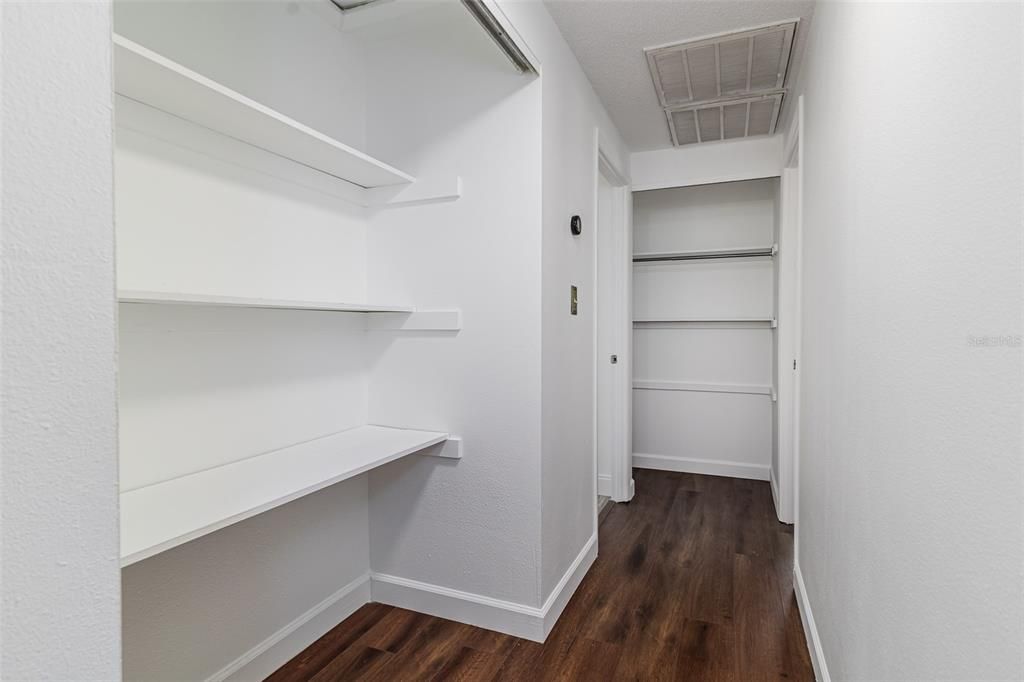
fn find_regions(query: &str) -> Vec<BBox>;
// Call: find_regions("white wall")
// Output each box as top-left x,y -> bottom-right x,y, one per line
361,2 -> 545,607
115,3 -> 376,678
631,180 -> 777,481
631,135 -> 783,192
792,2 -> 1023,679
0,2 -> 121,678
498,0 -> 631,602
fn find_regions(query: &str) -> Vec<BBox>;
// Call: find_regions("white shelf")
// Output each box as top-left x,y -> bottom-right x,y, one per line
633,380 -> 773,396
633,317 -> 777,328
113,34 -> 414,189
633,245 -> 777,263
118,290 -> 414,313
120,425 -> 451,565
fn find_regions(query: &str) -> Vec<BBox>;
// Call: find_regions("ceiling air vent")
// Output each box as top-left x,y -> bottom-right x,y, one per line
666,93 -> 782,146
646,21 -> 796,146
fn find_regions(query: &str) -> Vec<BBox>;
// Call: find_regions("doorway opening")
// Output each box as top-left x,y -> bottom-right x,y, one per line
595,146 -> 633,510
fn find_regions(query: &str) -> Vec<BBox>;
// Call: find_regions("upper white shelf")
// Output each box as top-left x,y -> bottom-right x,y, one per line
120,425 -> 451,565
633,245 -> 777,263
113,34 -> 414,189
118,290 -> 413,313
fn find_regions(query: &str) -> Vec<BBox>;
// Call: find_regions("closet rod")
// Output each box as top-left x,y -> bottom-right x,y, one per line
633,244 -> 776,263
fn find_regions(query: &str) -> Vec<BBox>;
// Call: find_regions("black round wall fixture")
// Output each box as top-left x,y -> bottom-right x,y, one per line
570,215 -> 582,236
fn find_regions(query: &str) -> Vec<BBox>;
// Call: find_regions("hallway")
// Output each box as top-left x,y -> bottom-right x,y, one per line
270,469 -> 813,680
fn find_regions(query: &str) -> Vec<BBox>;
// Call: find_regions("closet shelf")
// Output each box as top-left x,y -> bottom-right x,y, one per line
118,290 -> 414,313
633,245 -> 776,263
113,34 -> 414,189
120,425 -> 453,566
633,380 -> 773,396
633,317 -> 777,328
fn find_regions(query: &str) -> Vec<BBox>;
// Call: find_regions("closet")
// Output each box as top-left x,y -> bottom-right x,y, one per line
114,2 -> 537,679
632,178 -> 779,482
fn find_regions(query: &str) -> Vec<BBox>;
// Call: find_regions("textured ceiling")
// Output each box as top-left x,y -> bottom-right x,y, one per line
544,0 -> 815,151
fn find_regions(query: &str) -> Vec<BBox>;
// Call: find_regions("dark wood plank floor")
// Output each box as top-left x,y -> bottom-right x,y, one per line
269,469 -> 813,681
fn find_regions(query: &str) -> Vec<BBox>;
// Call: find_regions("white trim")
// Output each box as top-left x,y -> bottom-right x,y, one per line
209,573 -> 371,682
633,453 -> 769,481
595,140 -> 634,505
794,563 -> 830,682
540,532 -> 598,638
371,533 -> 597,643
370,573 -> 545,641
597,474 -> 613,497
790,94 -> 805,561
769,467 -> 793,523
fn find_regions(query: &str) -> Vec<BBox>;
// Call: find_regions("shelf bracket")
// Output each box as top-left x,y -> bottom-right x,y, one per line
365,176 -> 462,208
365,310 -> 462,331
418,436 -> 463,459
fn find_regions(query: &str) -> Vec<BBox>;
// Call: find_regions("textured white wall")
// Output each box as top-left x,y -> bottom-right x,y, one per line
499,0 -> 631,601
362,2 -> 545,606
0,1 -> 121,678
794,2 -> 1023,678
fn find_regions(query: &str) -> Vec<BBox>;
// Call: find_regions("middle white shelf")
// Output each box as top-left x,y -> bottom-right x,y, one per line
120,425 -> 461,566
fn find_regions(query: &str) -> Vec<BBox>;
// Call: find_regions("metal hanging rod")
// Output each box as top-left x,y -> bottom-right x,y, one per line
633,244 -> 777,263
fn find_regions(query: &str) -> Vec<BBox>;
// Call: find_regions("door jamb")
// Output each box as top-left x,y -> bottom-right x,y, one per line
780,96 -> 804,540
594,136 -> 633,507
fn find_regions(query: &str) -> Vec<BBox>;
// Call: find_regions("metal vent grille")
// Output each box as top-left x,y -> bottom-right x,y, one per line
666,94 -> 783,146
646,22 -> 795,107
646,21 -> 796,146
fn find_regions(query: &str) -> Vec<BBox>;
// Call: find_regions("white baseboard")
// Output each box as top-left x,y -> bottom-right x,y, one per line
540,531 -> 598,638
769,467 -> 794,524
371,533 -> 597,643
769,467 -> 781,509
793,562 -> 830,682
633,453 -> 770,481
597,474 -> 612,497
212,572 -> 371,682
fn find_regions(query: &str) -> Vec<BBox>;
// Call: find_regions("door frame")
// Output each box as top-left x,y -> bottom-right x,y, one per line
593,134 -> 634,506
777,96 -> 804,529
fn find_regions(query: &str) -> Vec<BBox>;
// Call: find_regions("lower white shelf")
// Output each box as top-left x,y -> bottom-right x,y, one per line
633,380 -> 773,396
120,425 -> 455,566
633,317 -> 777,328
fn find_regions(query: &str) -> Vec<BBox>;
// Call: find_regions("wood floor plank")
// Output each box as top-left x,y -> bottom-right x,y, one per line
674,619 -> 737,682
265,603 -> 390,682
269,471 -> 814,682
552,637 -> 622,680
427,646 -> 508,682
306,646 -> 393,682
